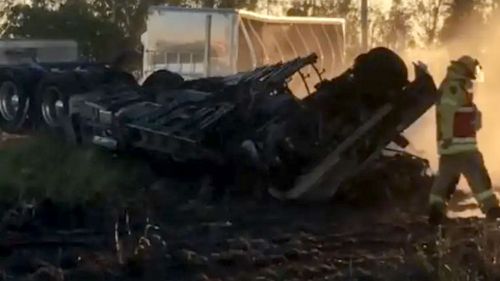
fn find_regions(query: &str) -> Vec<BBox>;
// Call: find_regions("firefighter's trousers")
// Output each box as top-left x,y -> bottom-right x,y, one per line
429,150 -> 499,214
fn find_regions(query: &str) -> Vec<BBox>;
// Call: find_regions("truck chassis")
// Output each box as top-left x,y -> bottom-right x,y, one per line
0,47 -> 438,201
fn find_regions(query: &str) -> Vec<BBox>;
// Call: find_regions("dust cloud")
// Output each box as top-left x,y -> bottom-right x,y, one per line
396,16 -> 500,191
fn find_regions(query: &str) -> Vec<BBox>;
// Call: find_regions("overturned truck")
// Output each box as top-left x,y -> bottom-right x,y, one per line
0,46 -> 437,202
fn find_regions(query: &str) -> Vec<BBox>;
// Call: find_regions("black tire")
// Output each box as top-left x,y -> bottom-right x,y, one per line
180,77 -> 225,92
141,69 -> 184,91
33,72 -> 84,136
0,69 -> 31,134
353,47 -> 408,96
109,71 -> 138,87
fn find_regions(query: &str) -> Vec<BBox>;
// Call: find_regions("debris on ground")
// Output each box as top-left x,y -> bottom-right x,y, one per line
0,181 -> 496,281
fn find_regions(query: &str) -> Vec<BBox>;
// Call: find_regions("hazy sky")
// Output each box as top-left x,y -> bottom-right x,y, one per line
371,0 -> 392,11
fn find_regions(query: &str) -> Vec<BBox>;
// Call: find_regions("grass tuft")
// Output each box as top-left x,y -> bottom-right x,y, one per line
0,136 -> 154,206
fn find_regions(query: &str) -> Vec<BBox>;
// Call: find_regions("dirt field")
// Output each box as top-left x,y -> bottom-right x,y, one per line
0,136 -> 499,281
0,181 -> 498,281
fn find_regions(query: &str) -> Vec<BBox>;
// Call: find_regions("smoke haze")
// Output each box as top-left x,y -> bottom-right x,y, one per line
397,17 -> 500,191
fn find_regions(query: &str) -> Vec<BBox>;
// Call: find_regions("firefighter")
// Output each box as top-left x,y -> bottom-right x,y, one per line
428,55 -> 500,225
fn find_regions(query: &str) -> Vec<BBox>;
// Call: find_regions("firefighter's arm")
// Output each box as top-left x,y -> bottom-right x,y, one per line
438,94 -> 459,146
438,103 -> 456,138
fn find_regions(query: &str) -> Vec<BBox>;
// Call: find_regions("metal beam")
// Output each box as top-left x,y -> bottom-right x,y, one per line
361,0 -> 368,52
204,14 -> 212,77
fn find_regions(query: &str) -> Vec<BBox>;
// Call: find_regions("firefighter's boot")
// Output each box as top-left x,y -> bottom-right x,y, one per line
428,204 -> 447,226
486,206 -> 500,221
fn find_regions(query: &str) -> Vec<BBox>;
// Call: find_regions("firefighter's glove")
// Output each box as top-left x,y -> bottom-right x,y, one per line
441,138 -> 452,149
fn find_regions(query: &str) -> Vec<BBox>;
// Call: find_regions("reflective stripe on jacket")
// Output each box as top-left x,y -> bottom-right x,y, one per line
436,66 -> 480,155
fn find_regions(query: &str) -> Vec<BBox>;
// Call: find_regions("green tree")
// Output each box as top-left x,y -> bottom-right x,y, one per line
2,0 -> 126,61
86,0 -> 178,51
370,0 -> 414,52
439,0 -> 490,55
0,0 -> 16,37
411,0 -> 445,46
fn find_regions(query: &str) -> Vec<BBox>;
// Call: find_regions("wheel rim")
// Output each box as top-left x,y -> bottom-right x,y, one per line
41,86 -> 66,127
0,81 -> 21,121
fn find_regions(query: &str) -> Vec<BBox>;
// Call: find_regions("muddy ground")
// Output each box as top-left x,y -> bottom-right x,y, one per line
0,134 -> 499,281
2,181 -> 499,281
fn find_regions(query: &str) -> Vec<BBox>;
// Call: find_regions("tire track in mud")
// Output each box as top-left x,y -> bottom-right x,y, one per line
0,143 -> 497,281
0,196 -> 498,281
161,200 -> 500,281
158,203 -> 435,281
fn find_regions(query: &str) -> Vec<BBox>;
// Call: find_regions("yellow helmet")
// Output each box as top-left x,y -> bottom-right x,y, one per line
451,55 -> 483,81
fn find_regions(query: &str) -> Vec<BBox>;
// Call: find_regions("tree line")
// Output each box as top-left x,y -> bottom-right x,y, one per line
288,0 -> 500,58
0,0 -> 498,62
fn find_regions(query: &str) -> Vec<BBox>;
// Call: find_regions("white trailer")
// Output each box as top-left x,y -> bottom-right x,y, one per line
141,6 -> 345,95
0,39 -> 78,65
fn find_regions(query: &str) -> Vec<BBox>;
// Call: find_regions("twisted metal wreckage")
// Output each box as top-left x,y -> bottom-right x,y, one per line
0,47 -> 438,201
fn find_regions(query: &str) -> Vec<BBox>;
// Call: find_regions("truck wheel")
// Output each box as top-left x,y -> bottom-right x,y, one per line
0,70 -> 30,134
110,71 -> 138,87
141,70 -> 184,91
33,73 -> 83,136
353,47 -> 408,97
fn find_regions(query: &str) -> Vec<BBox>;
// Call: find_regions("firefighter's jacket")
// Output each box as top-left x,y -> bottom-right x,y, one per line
436,63 -> 481,155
